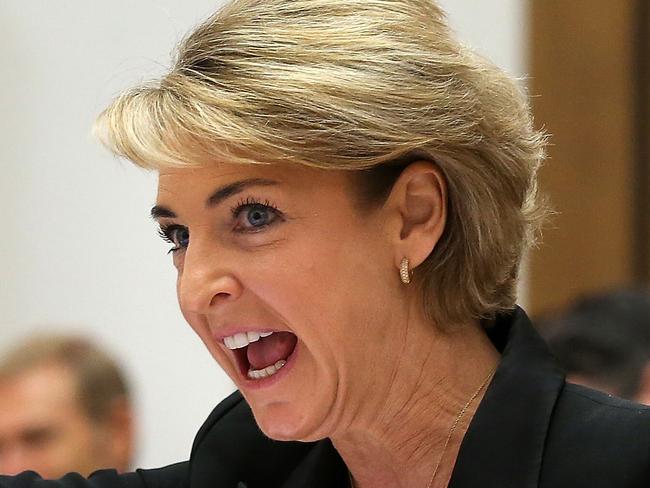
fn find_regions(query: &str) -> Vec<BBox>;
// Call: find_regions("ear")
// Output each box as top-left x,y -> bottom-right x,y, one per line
104,397 -> 134,472
385,161 -> 447,272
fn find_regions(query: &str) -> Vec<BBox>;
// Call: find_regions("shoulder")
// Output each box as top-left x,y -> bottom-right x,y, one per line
550,382 -> 650,441
541,383 -> 650,487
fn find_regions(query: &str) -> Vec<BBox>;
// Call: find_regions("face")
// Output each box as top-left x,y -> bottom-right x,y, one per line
155,163 -> 406,441
0,363 -> 112,478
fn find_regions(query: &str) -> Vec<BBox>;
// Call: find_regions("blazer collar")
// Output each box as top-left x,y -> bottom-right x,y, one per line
448,307 -> 566,487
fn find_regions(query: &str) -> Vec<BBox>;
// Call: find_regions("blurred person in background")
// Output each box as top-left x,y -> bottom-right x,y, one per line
539,289 -> 650,405
0,335 -> 134,478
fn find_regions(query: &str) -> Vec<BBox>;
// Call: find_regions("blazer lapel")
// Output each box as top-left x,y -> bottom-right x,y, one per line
449,308 -> 566,488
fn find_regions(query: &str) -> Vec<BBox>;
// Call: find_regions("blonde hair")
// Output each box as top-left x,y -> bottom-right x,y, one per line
96,0 -> 547,325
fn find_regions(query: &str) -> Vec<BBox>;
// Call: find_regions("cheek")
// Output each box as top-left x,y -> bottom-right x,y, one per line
176,273 -> 185,317
245,233 -> 388,339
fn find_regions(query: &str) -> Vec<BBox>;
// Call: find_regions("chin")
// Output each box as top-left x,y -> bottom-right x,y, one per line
249,399 -> 331,442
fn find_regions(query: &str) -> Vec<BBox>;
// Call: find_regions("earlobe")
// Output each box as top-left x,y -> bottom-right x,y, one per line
388,161 -> 447,272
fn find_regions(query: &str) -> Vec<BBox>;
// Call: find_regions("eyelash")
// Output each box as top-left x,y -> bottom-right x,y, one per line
157,225 -> 187,254
230,197 -> 284,233
156,196 -> 284,254
230,196 -> 282,224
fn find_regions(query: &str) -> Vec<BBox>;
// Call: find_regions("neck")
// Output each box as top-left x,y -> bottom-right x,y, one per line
331,318 -> 499,488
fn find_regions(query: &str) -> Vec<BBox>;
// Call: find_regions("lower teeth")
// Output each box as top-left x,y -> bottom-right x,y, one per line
247,359 -> 287,380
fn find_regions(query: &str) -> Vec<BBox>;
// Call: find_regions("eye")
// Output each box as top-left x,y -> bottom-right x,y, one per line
158,224 -> 189,253
232,199 -> 283,232
22,427 -> 57,448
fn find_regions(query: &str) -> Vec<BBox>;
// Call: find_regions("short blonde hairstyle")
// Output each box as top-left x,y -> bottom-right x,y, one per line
96,0 -> 547,325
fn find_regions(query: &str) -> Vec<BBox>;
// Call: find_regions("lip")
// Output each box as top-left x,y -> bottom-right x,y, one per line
209,325 -> 299,390
238,341 -> 300,391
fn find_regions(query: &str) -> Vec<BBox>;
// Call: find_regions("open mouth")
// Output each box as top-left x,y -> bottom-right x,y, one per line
223,331 -> 298,381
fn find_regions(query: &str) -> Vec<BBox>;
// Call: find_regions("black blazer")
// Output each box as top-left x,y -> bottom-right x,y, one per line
3,308 -> 650,488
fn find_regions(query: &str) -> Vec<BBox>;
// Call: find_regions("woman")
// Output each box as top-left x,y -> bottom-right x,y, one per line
3,0 -> 650,487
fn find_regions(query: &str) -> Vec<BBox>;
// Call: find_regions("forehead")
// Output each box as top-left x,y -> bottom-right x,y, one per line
156,162 -> 352,202
0,363 -> 82,428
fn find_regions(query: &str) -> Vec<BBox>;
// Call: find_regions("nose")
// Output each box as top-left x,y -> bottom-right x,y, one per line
177,243 -> 244,315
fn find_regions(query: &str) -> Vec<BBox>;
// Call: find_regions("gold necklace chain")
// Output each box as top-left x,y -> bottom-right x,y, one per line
348,366 -> 497,488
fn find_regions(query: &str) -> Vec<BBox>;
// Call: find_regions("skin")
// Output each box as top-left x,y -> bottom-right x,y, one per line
155,161 -> 500,488
0,362 -> 132,478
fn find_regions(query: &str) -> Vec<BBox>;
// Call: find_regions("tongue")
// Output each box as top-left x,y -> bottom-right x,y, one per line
247,332 -> 297,370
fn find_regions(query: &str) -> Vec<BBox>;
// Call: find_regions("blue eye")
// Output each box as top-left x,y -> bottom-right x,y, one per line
232,200 -> 283,232
158,225 -> 189,253
246,205 -> 272,227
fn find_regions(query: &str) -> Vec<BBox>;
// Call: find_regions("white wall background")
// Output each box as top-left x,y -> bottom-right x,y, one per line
0,0 -> 528,469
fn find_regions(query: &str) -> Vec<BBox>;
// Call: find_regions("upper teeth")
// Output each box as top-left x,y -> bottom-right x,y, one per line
223,331 -> 273,350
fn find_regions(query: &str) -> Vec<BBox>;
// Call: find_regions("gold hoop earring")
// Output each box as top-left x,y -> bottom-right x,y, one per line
400,257 -> 411,284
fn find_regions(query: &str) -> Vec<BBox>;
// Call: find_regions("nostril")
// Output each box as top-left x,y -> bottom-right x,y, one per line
209,291 -> 232,307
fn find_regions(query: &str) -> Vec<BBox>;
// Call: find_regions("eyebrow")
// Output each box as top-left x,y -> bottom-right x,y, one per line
206,178 -> 278,207
150,206 -> 176,219
150,178 -> 279,220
